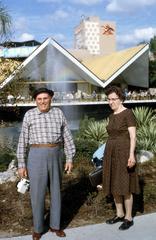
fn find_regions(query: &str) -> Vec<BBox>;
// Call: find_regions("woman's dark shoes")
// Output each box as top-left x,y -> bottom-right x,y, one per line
119,219 -> 134,230
106,215 -> 124,224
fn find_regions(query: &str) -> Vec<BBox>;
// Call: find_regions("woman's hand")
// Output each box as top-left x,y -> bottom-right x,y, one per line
127,155 -> 136,168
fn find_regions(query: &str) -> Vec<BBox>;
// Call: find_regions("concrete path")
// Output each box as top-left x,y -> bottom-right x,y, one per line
1,212 -> 156,240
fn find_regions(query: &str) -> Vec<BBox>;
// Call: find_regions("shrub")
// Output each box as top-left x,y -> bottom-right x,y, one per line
74,139 -> 99,160
132,107 -> 156,127
136,122 -> 156,153
83,119 -> 108,144
0,152 -> 15,171
75,115 -> 95,140
132,107 -> 156,153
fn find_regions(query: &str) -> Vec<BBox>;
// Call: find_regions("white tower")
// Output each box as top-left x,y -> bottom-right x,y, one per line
74,16 -> 116,55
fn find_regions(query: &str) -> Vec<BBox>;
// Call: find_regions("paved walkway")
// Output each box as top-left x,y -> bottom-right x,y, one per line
1,213 -> 156,240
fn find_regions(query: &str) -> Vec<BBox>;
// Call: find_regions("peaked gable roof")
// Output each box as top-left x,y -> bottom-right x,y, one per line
0,37 -> 106,89
82,44 -> 149,87
0,38 -> 149,90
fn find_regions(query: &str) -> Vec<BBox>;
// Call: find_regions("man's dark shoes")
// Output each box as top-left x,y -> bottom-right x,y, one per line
106,215 -> 124,224
49,227 -> 66,237
119,219 -> 134,230
32,232 -> 41,240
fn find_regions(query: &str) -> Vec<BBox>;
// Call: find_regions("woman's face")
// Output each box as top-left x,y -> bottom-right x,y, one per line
107,92 -> 122,111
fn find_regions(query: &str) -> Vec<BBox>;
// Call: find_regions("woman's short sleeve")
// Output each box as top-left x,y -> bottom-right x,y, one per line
126,109 -> 136,127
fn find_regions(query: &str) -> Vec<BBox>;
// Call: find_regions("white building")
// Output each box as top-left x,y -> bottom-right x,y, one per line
74,16 -> 116,55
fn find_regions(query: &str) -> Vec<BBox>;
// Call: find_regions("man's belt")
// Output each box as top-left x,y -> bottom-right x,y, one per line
30,143 -> 60,148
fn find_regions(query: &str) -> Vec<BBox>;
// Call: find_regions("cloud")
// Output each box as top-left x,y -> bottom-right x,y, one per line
53,33 -> 66,42
134,27 -> 156,41
37,0 -> 62,3
18,33 -> 35,42
37,0 -> 102,4
117,27 -> 156,48
14,9 -> 69,31
106,0 -> 156,12
49,9 -> 69,21
14,17 -> 28,31
71,0 -> 102,5
52,33 -> 72,48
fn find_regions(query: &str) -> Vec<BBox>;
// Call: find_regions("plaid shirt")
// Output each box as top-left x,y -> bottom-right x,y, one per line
17,107 -> 76,168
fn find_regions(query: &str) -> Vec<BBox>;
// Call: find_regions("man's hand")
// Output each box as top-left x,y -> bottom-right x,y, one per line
64,162 -> 73,174
18,168 -> 28,178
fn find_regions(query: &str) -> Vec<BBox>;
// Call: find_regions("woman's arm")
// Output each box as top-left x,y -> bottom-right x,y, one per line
127,126 -> 136,168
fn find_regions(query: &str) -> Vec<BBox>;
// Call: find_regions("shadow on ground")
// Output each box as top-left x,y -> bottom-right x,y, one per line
43,175 -> 96,232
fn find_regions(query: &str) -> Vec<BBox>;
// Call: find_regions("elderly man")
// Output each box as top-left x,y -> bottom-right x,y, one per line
17,88 -> 76,239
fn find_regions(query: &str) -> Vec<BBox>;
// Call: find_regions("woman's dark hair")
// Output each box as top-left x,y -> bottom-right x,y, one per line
105,85 -> 125,101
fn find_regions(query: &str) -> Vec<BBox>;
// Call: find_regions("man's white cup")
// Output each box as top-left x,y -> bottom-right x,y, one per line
17,178 -> 30,194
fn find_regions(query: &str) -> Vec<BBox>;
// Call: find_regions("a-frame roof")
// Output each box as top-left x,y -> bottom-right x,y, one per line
0,37 -> 149,90
82,44 -> 149,88
0,37 -> 106,89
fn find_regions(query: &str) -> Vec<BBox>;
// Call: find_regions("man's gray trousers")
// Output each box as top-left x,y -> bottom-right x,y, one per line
27,146 -> 63,233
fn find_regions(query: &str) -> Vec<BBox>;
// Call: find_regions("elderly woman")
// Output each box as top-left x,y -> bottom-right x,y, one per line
103,86 -> 140,230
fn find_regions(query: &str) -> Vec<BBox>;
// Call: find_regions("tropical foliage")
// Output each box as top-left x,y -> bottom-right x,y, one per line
74,116 -> 108,158
136,122 -> 156,153
74,138 -> 99,160
0,63 -> 26,105
83,119 -> 108,144
76,116 -> 108,144
75,115 -> 95,140
149,60 -> 156,87
150,35 -> 156,54
149,36 -> 156,87
132,107 -> 156,127
133,107 -> 156,153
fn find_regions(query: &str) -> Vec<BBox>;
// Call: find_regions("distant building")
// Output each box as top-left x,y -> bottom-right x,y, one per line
74,16 -> 116,55
0,40 -> 41,48
0,40 -> 41,58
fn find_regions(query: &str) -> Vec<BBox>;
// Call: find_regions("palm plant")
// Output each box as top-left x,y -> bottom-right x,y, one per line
133,107 -> 156,153
75,115 -> 95,140
83,119 -> 108,144
132,107 -> 156,127
136,122 -> 156,153
0,1 -> 12,41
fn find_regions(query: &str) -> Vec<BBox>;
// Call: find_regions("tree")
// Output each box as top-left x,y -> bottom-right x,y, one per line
149,60 -> 156,87
150,36 -> 156,54
149,36 -> 156,87
0,1 -> 12,42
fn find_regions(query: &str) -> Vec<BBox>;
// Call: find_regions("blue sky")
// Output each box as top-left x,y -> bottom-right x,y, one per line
2,0 -> 156,50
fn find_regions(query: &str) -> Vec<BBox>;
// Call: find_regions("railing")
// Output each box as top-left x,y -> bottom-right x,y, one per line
1,90 -> 156,106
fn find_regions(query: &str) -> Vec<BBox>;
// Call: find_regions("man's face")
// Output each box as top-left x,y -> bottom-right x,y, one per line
35,92 -> 52,112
